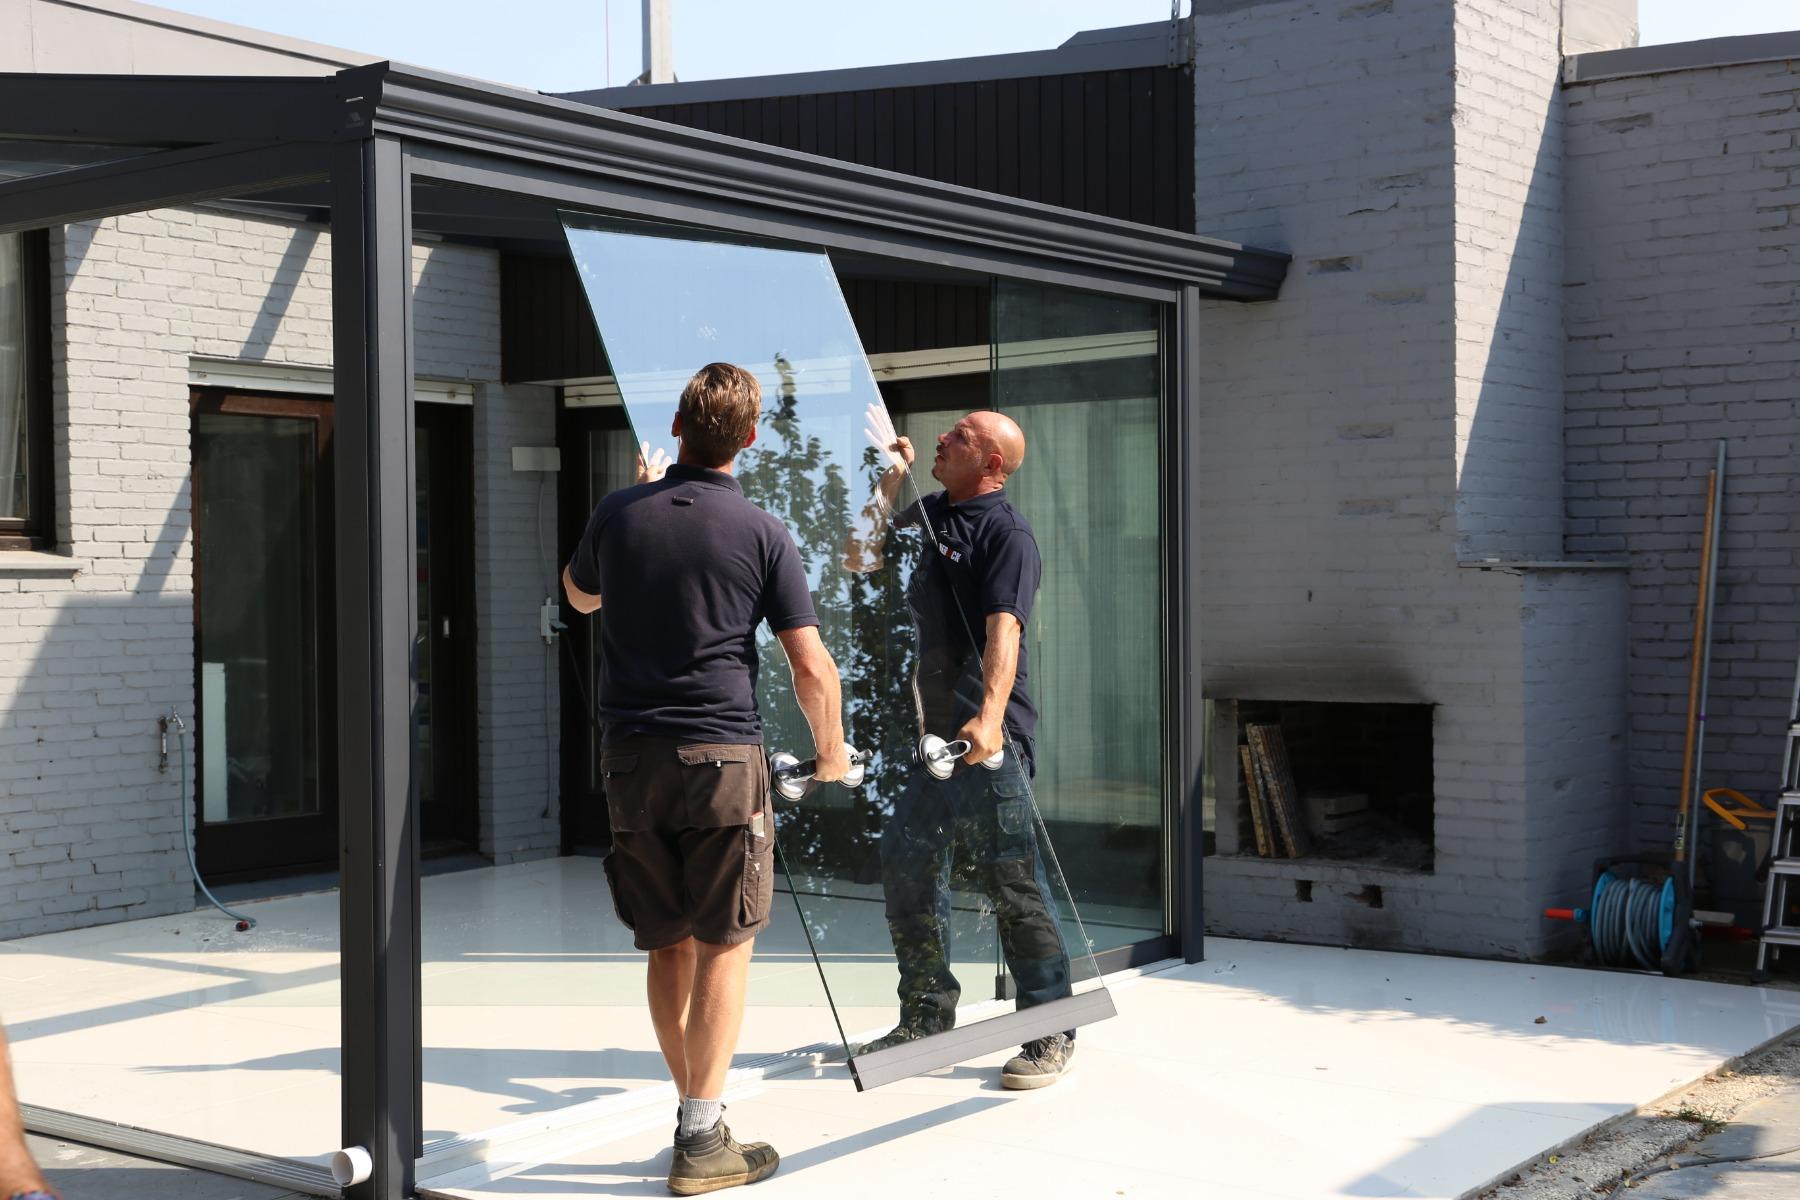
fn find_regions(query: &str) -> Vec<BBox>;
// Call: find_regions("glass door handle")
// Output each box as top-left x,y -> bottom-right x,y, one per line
441,617 -> 451,639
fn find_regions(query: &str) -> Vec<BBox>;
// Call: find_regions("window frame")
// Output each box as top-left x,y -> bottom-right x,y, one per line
0,228 -> 53,551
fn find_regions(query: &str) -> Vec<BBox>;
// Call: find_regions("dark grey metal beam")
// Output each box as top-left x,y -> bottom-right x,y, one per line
847,989 -> 1118,1092
331,134 -> 420,1200
0,72 -> 335,144
1175,286 -> 1206,965
365,66 -> 1287,301
0,140 -> 329,235
412,152 -> 1180,304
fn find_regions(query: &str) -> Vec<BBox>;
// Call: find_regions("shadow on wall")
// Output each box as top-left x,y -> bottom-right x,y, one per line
1456,80 -> 1566,564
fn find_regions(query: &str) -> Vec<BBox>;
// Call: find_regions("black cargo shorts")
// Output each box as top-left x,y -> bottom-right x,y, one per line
598,733 -> 776,951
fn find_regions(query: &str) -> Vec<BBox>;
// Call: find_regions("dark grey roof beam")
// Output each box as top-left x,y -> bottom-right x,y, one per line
367,66 -> 1285,300
0,140 -> 330,236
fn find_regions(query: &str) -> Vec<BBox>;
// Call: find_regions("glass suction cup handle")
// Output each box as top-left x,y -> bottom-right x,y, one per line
769,745 -> 868,801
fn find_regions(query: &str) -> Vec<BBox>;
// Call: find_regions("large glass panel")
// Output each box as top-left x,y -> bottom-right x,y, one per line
0,232 -> 25,519
0,139 -> 169,183
1,399 -> 340,1170
585,424 -> 640,793
993,283 -> 1168,948
561,218 -> 1108,1084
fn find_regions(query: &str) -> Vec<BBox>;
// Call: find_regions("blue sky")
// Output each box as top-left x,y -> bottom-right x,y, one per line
151,1 -> 1800,94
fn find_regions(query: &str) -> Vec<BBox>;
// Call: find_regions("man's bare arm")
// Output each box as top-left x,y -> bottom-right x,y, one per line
957,612 -> 1021,764
0,1026 -> 54,1198
774,625 -> 849,782
562,564 -> 601,615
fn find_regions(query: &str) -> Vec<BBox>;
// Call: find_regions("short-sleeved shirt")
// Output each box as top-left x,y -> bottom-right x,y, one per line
567,463 -> 818,745
896,487 -> 1041,745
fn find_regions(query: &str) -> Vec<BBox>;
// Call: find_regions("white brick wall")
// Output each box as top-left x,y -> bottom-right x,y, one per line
1194,0 -> 1630,957
1453,0 -> 1566,561
0,207 -> 500,936
1563,57 -> 1800,856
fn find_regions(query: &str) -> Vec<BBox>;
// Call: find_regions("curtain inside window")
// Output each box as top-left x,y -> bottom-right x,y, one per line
0,232 -> 27,521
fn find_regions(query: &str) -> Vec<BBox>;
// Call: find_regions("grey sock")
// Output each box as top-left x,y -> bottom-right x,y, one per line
678,1097 -> 723,1139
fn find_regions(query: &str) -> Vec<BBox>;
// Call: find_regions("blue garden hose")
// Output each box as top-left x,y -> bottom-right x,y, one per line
1584,869 -> 1676,970
172,711 -> 257,930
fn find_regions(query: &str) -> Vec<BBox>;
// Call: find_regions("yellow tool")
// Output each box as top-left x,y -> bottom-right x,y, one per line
1702,788 -> 1775,832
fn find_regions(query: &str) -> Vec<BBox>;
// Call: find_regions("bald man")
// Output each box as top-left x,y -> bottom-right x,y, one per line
846,407 -> 1076,1090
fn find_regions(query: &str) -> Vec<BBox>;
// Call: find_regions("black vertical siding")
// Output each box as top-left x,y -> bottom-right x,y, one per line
503,66 -> 1193,383
625,67 -> 1193,230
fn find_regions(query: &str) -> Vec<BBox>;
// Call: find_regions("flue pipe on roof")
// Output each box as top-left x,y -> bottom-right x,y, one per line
639,0 -> 674,84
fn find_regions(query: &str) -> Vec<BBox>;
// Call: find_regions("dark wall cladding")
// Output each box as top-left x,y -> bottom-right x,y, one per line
624,68 -> 1195,231
502,66 -> 1193,383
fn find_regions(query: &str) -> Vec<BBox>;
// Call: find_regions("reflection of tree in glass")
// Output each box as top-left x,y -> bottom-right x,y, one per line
733,368 -> 922,951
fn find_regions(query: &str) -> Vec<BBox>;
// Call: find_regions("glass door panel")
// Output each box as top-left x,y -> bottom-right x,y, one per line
992,282 -> 1169,951
193,397 -> 336,877
561,218 -> 1110,1087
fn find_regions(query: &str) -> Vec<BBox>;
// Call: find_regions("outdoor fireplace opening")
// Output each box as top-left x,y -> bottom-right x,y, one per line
1232,701 -> 1434,873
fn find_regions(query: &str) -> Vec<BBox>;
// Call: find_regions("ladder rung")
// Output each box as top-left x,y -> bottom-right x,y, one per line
1771,858 -> 1800,876
1762,926 -> 1800,947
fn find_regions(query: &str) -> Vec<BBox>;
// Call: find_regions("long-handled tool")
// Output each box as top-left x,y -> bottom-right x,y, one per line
1666,443 -> 1727,974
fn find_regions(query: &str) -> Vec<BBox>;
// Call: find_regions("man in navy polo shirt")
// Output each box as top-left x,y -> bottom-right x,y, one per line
845,406 -> 1076,1091
563,362 -> 847,1194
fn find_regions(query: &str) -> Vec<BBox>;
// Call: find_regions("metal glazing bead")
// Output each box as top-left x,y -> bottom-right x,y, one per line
918,734 -> 1005,780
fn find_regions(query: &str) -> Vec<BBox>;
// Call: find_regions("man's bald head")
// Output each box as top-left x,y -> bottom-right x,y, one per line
966,411 -> 1027,479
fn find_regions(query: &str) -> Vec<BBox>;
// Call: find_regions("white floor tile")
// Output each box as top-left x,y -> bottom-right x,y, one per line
6,859 -> 1796,1199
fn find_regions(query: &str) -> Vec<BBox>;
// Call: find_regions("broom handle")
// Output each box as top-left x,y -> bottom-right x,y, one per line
1674,464 -> 1721,863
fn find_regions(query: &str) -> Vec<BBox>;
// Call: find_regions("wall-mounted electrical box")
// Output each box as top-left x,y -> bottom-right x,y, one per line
512,447 -> 562,472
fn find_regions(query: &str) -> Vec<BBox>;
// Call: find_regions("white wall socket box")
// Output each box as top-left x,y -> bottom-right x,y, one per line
512,446 -> 562,472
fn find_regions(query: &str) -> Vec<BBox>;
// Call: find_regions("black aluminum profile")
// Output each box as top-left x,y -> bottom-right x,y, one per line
1175,286 -> 1206,964
847,988 -> 1118,1092
353,64 -> 1287,302
0,140 -> 329,236
330,134 -> 421,1200
0,64 -> 1287,298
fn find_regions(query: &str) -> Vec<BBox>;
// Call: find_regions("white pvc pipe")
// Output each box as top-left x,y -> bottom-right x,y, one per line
331,1146 -> 373,1187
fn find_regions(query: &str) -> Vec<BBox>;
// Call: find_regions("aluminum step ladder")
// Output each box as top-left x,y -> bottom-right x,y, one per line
1755,651 -> 1800,977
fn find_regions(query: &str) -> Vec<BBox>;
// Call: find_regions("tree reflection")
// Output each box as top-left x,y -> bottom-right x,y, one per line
735,365 -> 921,949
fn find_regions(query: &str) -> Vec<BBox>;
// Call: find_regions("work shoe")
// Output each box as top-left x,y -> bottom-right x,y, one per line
667,1120 -> 779,1195
855,1018 -> 950,1055
1001,1033 -> 1074,1090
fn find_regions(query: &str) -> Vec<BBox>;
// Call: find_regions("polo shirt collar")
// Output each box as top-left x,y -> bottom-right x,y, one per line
945,486 -> 1006,513
665,463 -> 744,494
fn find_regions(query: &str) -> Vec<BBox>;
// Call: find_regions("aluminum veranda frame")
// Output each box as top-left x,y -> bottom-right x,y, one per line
0,60 -> 1286,1200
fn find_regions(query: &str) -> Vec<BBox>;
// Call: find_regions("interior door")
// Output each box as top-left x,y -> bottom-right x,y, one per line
193,393 -> 479,879
559,217 -> 1114,1089
191,390 -> 337,879
414,402 -> 478,854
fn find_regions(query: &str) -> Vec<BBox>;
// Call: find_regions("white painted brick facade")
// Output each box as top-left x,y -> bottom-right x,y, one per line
1194,0 -> 1630,958
1453,0 -> 1566,561
0,207 -> 504,937
1563,57 -> 1800,869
